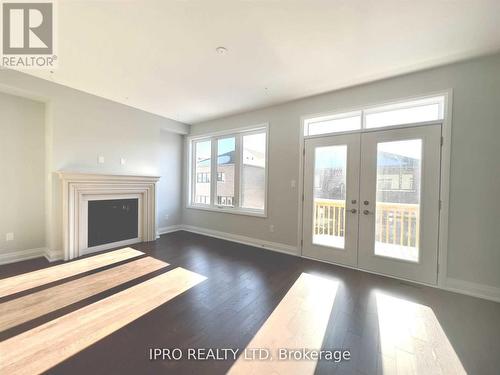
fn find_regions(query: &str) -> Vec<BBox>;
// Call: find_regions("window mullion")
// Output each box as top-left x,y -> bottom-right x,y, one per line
191,141 -> 196,205
210,138 -> 217,207
234,134 -> 241,209
361,109 -> 366,129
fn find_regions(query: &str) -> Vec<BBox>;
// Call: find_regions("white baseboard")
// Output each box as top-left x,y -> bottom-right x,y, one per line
179,225 -> 298,256
44,248 -> 64,262
158,225 -> 183,236
444,277 -> 500,303
0,247 -> 47,265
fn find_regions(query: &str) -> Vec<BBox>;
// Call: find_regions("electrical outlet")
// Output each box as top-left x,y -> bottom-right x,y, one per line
98,156 -> 105,164
291,180 -> 296,188
6,232 -> 14,241
120,158 -> 126,165
269,224 -> 275,233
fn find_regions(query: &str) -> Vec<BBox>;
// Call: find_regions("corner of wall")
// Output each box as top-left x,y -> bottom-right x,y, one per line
44,248 -> 64,263
444,277 -> 500,303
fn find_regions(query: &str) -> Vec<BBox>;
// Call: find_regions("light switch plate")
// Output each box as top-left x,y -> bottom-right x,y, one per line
6,232 -> 14,241
120,158 -> 126,165
98,156 -> 105,164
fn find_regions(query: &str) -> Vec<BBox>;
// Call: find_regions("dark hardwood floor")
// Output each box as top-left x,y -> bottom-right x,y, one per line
1,231 -> 500,374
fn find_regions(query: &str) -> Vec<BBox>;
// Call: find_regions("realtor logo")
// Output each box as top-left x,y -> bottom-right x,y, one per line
1,1 -> 57,68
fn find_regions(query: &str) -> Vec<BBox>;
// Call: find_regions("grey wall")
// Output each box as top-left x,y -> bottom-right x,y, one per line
0,92 -> 45,256
184,52 -> 500,290
158,130 -> 183,229
0,70 -> 188,259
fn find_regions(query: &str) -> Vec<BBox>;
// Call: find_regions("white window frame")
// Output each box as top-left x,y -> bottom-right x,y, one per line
303,93 -> 446,137
186,123 -> 269,218
305,110 -> 362,137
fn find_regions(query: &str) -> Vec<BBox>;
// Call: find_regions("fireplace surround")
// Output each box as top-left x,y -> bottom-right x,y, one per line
58,172 -> 160,260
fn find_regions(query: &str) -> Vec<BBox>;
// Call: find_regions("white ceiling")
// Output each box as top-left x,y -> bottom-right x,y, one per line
26,0 -> 500,124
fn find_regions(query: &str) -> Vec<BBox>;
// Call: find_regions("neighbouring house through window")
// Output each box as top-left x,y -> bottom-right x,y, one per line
189,125 -> 268,215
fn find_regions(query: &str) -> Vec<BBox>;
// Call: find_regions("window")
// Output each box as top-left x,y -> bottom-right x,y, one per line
189,125 -> 268,216
304,95 -> 445,136
195,195 -> 209,204
196,172 -> 210,183
364,96 -> 444,129
241,132 -> 266,210
193,140 -> 211,205
217,196 -> 233,206
306,111 -> 361,136
217,137 -> 235,207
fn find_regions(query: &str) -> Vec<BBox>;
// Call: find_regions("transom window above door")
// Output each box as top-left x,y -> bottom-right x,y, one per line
303,95 -> 446,136
188,124 -> 268,217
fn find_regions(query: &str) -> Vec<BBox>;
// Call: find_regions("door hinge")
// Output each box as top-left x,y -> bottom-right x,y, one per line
440,136 -> 444,146
300,239 -> 303,247
439,200 -> 442,210
437,263 -> 440,275
303,148 -> 306,156
302,193 -> 304,202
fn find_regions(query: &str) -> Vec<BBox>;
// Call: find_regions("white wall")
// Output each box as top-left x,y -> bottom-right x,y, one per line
183,52 -> 500,294
0,92 -> 45,259
0,69 -> 189,261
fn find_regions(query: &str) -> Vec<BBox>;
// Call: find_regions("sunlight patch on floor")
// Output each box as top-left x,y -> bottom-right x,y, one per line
0,247 -> 144,298
375,292 -> 466,374
0,256 -> 169,332
0,267 -> 206,375
228,272 -> 339,375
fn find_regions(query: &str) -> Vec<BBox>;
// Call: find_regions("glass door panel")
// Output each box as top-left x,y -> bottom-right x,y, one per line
313,145 -> 347,249
374,139 -> 422,262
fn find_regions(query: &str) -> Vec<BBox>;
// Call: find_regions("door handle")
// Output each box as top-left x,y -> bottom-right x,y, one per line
350,208 -> 357,214
363,209 -> 372,215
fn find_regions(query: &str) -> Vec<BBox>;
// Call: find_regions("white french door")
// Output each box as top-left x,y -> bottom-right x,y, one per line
302,124 -> 442,284
302,133 -> 360,266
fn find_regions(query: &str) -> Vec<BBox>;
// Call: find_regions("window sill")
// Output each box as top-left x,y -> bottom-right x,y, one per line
186,204 -> 267,218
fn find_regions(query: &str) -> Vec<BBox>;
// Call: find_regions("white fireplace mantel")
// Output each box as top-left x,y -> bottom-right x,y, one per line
58,171 -> 160,260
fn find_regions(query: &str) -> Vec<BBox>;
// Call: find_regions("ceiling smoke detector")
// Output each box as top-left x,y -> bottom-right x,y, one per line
216,46 -> 228,55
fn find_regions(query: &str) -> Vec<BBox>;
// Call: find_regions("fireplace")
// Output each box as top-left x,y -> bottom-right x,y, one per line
58,172 -> 160,260
88,198 -> 139,247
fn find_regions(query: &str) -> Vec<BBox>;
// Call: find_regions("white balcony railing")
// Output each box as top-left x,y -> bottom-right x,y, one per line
314,199 -> 419,248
